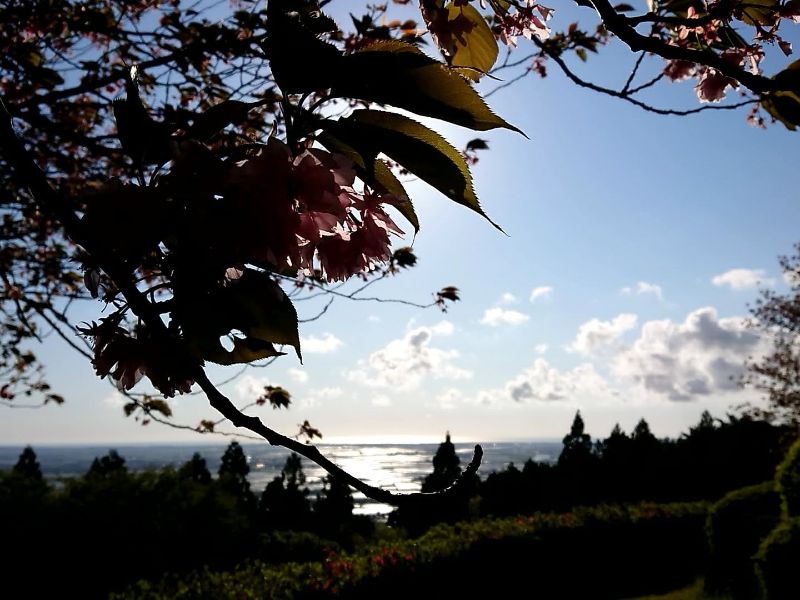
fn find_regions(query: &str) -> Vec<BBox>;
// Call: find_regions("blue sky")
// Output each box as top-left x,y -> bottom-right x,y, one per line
2,1 -> 798,446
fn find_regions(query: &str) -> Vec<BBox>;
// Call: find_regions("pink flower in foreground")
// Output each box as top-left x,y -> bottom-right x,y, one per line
664,60 -> 695,82
695,67 -> 737,103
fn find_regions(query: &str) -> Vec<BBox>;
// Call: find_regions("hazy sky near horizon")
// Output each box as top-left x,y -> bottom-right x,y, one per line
2,1 -> 799,447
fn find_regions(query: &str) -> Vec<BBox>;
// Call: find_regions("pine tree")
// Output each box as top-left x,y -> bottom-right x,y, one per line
422,432 -> 461,493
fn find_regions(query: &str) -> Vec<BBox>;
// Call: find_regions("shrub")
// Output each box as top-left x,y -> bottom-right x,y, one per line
116,502 -> 709,600
775,436 -> 800,517
704,481 -> 782,599
754,517 -> 800,600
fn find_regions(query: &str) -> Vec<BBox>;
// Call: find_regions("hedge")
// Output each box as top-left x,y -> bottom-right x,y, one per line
115,502 -> 709,600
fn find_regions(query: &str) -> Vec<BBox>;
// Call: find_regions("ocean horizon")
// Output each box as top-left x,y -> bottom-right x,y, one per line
0,440 -> 563,515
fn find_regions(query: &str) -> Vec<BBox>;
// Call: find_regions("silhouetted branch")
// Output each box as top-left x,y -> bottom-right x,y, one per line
530,37 -> 757,116
0,97 -> 483,507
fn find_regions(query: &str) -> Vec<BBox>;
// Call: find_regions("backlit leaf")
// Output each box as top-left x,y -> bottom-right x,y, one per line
182,269 -> 301,365
422,2 -> 499,81
322,110 -> 502,231
331,40 -> 521,133
317,130 -> 420,233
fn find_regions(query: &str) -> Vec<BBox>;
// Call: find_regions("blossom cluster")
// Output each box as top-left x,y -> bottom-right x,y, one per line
229,138 -> 405,282
495,0 -> 552,46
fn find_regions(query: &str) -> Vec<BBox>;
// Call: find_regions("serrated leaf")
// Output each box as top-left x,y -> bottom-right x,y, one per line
322,110 -> 502,231
331,40 -> 521,133
182,269 -> 301,365
317,131 -> 420,233
764,59 -> 800,130
423,3 -> 499,81
773,59 -> 800,90
736,0 -> 779,26
762,92 -> 800,131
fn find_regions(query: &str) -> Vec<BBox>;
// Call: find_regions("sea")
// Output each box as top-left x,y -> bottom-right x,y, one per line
0,441 -> 562,516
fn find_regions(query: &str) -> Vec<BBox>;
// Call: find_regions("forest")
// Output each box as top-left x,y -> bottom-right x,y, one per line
1,409 -> 798,598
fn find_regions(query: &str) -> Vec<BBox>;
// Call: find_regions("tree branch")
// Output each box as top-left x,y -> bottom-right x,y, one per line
587,0 -> 777,94
0,96 -> 483,508
530,37 -> 757,116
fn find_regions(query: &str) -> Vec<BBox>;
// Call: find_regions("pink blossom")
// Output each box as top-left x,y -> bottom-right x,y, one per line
663,60 -> 695,82
227,138 -> 300,268
695,68 -> 737,103
498,1 -> 551,47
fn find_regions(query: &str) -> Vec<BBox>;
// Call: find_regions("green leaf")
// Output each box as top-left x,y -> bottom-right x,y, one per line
764,60 -> 800,131
322,110 -> 502,231
576,48 -> 588,62
736,0 -> 779,26
423,3 -> 499,81
331,40 -> 522,133
182,269 -> 301,365
773,59 -> 800,90
317,130 -> 420,233
762,92 -> 800,131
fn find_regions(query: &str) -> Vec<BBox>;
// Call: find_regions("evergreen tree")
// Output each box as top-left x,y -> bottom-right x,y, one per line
558,411 -> 593,468
12,446 -> 43,480
259,453 -> 311,530
178,452 -> 212,484
422,432 -> 462,493
556,411 -> 598,506
218,441 -> 251,501
87,450 -> 127,477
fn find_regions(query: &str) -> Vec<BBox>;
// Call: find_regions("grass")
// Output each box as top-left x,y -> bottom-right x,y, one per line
626,579 -> 732,600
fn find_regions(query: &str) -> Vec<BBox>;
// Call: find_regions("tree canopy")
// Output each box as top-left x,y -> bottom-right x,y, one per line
1,0 -> 798,504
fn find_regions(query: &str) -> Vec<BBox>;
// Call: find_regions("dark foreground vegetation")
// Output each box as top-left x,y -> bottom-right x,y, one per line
2,411 -> 798,599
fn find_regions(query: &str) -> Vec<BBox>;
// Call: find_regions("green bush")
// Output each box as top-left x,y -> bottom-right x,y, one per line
754,517 -> 800,600
116,502 -> 709,600
775,436 -> 800,517
704,481 -> 782,600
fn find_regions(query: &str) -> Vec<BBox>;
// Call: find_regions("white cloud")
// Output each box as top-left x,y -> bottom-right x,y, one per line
612,307 -> 765,402
712,268 -> 774,290
499,359 -> 613,403
569,313 -> 638,356
480,307 -> 530,327
347,325 -> 471,391
784,269 -> 800,288
500,292 -> 518,304
621,281 -> 663,301
535,343 -> 548,355
288,368 -> 309,383
368,315 -> 381,323
300,332 -> 344,354
298,386 -> 343,409
530,286 -> 553,302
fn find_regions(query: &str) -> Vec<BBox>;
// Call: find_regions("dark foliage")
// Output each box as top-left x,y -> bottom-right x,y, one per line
474,411 -> 791,520
704,481 -> 782,599
755,517 -> 800,600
